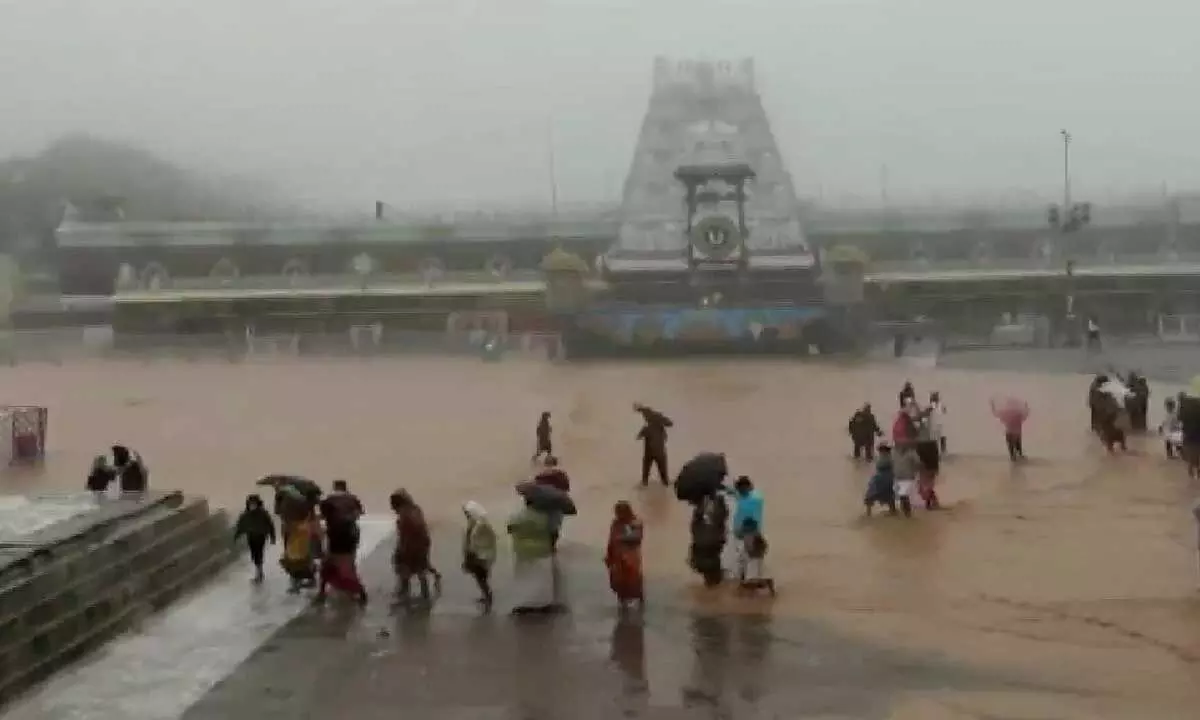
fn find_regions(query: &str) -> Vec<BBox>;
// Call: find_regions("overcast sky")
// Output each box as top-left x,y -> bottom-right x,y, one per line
2,0 -> 1199,211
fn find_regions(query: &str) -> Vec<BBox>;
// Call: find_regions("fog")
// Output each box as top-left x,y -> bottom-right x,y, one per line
3,0 -> 1199,212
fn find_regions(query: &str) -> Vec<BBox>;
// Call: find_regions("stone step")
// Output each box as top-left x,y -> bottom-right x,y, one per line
0,497 -> 210,619
0,493 -> 188,589
0,498 -> 235,707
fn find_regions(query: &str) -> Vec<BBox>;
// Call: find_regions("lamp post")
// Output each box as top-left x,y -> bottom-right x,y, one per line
1048,130 -> 1091,347
1061,129 -> 1071,212
1048,130 -> 1091,235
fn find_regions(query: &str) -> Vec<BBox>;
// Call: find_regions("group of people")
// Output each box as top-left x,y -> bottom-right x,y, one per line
85,444 -> 149,495
234,479 -> 371,605
230,457 -> 626,615
856,381 -> 1037,517
855,383 -> 949,517
685,474 -> 774,594
1157,385 -> 1200,479
1088,372 -> 1151,453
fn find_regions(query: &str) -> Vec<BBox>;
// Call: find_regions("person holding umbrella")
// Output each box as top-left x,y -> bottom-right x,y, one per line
990,395 -> 1031,461
676,452 -> 731,586
635,403 -> 673,487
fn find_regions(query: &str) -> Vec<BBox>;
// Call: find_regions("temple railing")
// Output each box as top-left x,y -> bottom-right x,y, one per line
108,252 -> 1200,296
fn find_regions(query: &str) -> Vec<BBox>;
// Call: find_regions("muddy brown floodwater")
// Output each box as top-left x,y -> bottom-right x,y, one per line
4,356 -> 1200,718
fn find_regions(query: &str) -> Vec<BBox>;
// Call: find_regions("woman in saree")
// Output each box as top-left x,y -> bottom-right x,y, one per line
390,489 -> 438,604
317,509 -> 368,606
281,511 -> 322,593
507,497 -> 560,614
605,501 -> 644,609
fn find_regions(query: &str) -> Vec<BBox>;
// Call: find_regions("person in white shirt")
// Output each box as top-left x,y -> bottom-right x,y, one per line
928,392 -> 948,454
1085,316 -> 1101,351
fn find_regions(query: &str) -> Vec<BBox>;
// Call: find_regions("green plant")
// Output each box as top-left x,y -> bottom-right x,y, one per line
539,247 -> 589,274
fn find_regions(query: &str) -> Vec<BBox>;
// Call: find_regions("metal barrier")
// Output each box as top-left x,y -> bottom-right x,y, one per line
1157,314 -> 1200,343
0,406 -> 47,465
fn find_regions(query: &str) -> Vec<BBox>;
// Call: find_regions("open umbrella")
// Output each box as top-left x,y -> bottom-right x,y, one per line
674,452 -> 729,503
257,474 -> 322,518
257,474 -> 322,498
991,395 -> 1030,427
515,481 -> 577,516
637,406 -> 674,429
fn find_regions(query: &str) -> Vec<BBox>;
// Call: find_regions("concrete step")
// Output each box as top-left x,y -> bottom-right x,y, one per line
0,497 -> 235,707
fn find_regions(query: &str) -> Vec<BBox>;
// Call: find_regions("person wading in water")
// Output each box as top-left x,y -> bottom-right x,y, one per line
532,411 -> 553,462
848,404 -> 883,461
634,403 -> 673,487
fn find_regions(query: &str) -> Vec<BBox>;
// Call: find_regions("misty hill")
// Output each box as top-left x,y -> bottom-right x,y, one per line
0,135 -> 284,245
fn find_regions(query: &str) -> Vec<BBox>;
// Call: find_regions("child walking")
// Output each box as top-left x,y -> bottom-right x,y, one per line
234,494 -> 276,582
1160,397 -> 1183,459
736,517 -> 775,596
893,443 -> 920,517
863,444 -> 897,516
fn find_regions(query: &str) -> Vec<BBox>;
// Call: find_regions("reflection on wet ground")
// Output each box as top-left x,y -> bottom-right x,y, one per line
2,356 -> 1199,717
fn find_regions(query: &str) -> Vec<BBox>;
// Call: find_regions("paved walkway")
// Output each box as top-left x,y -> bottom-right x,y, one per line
2,516 -> 1050,720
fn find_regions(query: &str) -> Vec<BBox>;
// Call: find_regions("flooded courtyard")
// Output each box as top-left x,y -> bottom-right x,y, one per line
2,355 -> 1199,718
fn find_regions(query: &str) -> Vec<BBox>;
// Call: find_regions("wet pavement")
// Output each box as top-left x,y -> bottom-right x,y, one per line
0,356 -> 1198,717
180,529 -> 1045,720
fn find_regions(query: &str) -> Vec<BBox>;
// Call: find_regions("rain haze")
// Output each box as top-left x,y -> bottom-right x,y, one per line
3,0 -> 1200,212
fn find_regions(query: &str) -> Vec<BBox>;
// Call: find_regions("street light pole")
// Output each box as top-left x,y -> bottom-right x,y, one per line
1060,129 -> 1072,213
